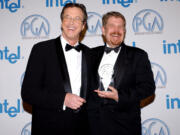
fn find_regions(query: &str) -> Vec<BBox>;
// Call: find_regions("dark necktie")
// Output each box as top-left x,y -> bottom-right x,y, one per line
104,45 -> 120,54
65,44 -> 82,52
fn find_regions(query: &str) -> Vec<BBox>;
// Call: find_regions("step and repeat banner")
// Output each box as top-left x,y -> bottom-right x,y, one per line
0,0 -> 180,135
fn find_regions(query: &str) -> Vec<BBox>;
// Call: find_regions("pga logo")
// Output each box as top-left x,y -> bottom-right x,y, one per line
151,62 -> 167,88
20,72 -> 25,86
20,14 -> 50,39
132,9 -> 164,34
142,118 -> 170,135
86,12 -> 102,36
21,122 -> 31,135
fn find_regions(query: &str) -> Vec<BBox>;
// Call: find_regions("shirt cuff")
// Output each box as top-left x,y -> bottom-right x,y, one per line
63,104 -> 66,110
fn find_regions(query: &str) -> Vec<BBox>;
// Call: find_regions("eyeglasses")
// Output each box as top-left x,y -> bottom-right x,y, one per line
63,15 -> 83,23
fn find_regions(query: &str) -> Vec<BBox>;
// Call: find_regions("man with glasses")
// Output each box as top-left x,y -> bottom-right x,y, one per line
21,3 -> 90,135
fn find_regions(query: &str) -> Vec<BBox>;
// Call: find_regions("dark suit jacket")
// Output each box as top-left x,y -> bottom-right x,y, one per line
21,36 -> 91,135
87,43 -> 155,135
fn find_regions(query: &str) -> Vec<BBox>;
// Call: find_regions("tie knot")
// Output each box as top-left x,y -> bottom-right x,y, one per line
104,45 -> 120,54
65,44 -> 82,52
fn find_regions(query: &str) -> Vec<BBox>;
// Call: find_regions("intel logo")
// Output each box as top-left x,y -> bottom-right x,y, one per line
0,99 -> 22,117
0,46 -> 21,64
160,0 -> 180,2
21,122 -> 31,135
132,9 -> 164,34
142,118 -> 170,135
163,40 -> 180,54
20,14 -> 50,39
0,0 -> 21,13
86,12 -> 102,36
46,0 -> 76,7
151,62 -> 167,89
102,0 -> 137,7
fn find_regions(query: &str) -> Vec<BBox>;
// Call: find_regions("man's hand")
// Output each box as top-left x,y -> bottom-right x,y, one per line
64,93 -> 86,110
94,86 -> 119,102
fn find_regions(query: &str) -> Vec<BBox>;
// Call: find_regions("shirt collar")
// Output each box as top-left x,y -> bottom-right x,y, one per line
106,43 -> 121,48
105,43 -> 121,54
60,36 -> 79,51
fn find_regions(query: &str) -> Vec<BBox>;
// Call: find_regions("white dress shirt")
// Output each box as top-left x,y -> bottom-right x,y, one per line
61,36 -> 82,109
98,44 -> 121,91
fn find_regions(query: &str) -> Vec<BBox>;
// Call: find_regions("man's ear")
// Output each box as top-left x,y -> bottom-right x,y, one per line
102,26 -> 105,36
82,22 -> 86,31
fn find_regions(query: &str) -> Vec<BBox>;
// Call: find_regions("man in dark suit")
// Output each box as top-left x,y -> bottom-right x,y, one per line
21,3 -> 90,135
87,11 -> 156,135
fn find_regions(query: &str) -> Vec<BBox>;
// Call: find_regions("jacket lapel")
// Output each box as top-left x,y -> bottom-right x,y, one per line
96,46 -> 106,89
97,46 -> 105,68
80,44 -> 88,99
55,37 -> 72,93
113,43 -> 128,88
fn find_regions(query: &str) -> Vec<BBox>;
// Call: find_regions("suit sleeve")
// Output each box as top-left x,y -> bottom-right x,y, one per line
21,44 -> 66,111
117,51 -> 155,110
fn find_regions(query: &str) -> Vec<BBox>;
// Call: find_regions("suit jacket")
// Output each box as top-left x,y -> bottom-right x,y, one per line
21,36 -> 91,135
87,43 -> 155,135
